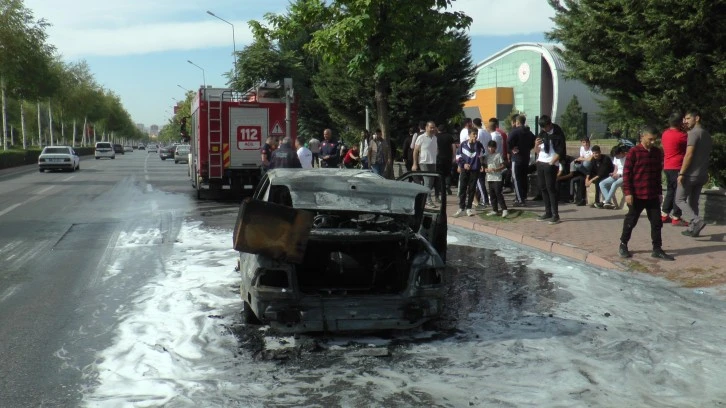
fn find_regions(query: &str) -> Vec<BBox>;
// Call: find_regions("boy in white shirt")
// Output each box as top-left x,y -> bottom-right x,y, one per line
484,140 -> 508,218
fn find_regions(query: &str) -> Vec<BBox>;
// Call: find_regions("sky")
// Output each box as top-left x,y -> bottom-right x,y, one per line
23,0 -> 555,129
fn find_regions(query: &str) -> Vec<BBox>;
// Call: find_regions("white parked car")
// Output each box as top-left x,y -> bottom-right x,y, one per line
38,146 -> 80,172
94,142 -> 115,159
147,144 -> 158,153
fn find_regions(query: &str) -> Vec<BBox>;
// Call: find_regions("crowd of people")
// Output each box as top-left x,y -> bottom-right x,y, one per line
259,109 -> 713,262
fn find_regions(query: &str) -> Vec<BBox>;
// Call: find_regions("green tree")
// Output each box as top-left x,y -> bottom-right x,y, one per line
0,0 -> 56,149
547,0 -> 726,129
305,0 -> 471,154
559,95 -> 585,140
249,0 -> 475,151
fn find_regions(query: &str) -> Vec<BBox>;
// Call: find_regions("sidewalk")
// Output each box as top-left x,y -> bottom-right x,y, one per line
446,190 -> 726,294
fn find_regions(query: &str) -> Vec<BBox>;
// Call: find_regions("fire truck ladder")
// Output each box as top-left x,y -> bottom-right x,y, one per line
207,91 -> 224,179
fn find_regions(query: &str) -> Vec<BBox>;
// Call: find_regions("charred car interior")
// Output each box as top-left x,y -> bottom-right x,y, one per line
234,169 -> 447,333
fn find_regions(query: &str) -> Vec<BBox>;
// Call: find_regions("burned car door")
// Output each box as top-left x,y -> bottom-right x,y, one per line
396,171 -> 447,262
233,199 -> 314,264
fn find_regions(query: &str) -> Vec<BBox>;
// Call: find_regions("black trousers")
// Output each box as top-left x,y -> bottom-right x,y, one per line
511,159 -> 529,203
620,197 -> 663,249
662,169 -> 682,217
536,162 -> 559,217
458,169 -> 478,209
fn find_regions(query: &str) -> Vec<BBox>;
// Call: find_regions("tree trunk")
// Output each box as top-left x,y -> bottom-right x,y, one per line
21,100 -> 27,149
83,117 -> 87,146
48,98 -> 54,146
1,77 -> 7,151
375,79 -> 393,179
37,101 -> 42,146
72,119 -> 76,147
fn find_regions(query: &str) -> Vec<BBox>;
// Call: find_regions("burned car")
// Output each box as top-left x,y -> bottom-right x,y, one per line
234,168 -> 447,333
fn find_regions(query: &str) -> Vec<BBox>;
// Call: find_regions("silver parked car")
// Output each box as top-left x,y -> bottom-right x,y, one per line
38,146 -> 80,172
174,144 -> 190,164
234,168 -> 447,333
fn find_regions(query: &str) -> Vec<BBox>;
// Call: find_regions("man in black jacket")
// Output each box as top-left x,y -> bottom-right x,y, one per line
535,115 -> 567,224
508,114 -> 535,206
269,137 -> 302,169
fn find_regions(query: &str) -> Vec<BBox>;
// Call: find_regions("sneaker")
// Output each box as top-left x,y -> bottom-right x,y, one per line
502,210 -> 509,218
661,214 -> 672,223
453,209 -> 464,218
681,219 -> 705,237
446,188 -> 453,195
671,218 -> 689,227
651,249 -> 675,261
576,201 -> 587,206
548,216 -> 561,225
486,211 -> 498,216
537,214 -> 553,222
476,203 -> 488,209
619,243 -> 632,258
594,202 -> 604,208
603,202 -> 615,209
466,209 -> 475,217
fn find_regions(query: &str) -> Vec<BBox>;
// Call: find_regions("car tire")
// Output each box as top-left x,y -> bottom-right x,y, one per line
95,157 -> 100,160
39,168 -> 44,173
242,301 -> 261,325
174,160 -> 179,164
111,156 -> 115,159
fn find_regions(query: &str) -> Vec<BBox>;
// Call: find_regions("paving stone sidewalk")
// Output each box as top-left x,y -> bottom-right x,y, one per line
445,190 -> 726,294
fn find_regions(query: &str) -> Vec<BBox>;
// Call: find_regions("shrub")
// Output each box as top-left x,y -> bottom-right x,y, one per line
710,133 -> 726,188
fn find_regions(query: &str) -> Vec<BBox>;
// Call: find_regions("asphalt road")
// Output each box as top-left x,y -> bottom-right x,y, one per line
0,151 -> 228,407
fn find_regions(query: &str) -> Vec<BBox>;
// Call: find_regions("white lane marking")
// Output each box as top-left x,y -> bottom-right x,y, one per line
61,175 -> 76,182
0,187 -> 49,218
0,203 -> 22,218
151,201 -> 159,212
146,184 -> 153,193
0,285 -> 19,303
145,175 -> 149,181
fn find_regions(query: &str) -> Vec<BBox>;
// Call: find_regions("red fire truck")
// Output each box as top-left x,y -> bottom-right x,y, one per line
189,79 -> 296,198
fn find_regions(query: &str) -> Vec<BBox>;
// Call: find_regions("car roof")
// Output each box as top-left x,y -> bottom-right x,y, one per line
265,168 -> 430,214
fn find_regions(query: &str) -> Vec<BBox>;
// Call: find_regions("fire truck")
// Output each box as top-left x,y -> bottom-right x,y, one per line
189,78 -> 296,198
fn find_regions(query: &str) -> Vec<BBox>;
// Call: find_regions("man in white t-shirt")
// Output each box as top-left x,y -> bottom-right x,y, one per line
459,118 -> 473,144
413,121 -> 439,205
487,120 -> 503,155
535,115 -> 567,225
296,138 -> 313,169
599,145 -> 626,208
473,118 -> 491,146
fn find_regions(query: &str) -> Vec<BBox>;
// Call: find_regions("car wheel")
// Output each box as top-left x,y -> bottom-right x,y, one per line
39,168 -> 44,173
175,160 -> 178,164
111,156 -> 115,159
242,301 -> 261,325
95,157 -> 100,160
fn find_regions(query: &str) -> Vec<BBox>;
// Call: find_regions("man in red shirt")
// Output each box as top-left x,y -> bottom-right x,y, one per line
660,112 -> 688,225
619,126 -> 675,260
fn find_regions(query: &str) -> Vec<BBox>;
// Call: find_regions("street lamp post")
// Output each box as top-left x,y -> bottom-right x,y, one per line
177,84 -> 190,92
489,66 -> 498,120
206,10 -> 237,83
187,60 -> 206,89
